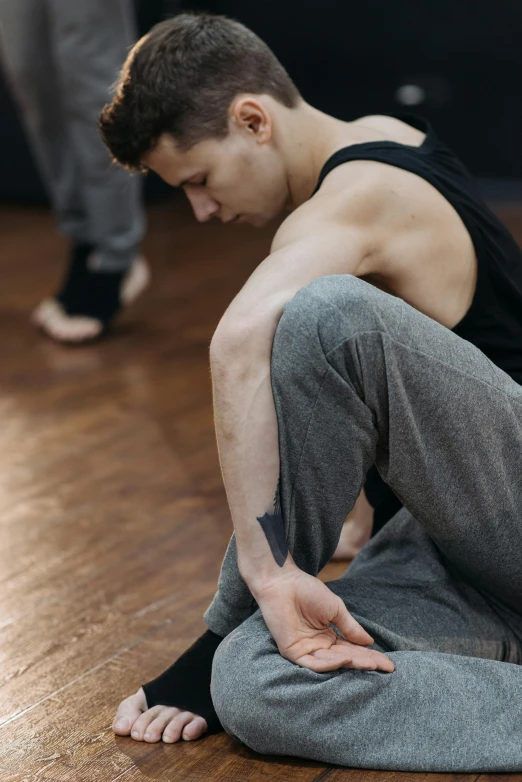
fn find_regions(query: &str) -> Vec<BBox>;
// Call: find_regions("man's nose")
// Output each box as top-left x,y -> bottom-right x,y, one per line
184,189 -> 221,223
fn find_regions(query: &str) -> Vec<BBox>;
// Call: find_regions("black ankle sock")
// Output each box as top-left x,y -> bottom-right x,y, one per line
56,243 -> 125,327
142,629 -> 224,734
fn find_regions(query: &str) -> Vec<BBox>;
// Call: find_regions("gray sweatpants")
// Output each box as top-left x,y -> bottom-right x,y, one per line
206,275 -> 522,772
0,0 -> 145,271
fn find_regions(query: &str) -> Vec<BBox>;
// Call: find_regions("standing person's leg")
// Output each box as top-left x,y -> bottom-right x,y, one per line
208,274 -> 522,770
0,0 -> 87,243
49,0 -> 145,273
0,0 -> 148,341
36,0 -> 148,340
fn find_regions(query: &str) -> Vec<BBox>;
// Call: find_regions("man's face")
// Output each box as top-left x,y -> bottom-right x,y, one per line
143,119 -> 290,227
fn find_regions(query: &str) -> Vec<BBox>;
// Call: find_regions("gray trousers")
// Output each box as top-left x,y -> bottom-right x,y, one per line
206,275 -> 522,772
0,0 -> 145,271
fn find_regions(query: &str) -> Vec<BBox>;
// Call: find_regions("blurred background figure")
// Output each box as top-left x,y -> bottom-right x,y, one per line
0,0 -> 148,343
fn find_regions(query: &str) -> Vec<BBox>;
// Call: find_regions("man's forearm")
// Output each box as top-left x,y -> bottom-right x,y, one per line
210,332 -> 299,593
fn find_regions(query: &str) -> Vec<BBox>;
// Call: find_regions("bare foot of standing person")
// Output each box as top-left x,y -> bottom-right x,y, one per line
32,244 -> 150,343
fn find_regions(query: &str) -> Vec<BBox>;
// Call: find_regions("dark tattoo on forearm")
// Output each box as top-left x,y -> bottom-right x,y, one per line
256,480 -> 288,567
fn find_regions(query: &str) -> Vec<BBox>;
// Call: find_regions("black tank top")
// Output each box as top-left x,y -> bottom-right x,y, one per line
312,114 -> 522,385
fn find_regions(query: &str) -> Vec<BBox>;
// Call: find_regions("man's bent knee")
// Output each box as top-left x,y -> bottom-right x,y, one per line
211,615 -> 290,754
210,612 -> 387,765
274,275 -> 404,362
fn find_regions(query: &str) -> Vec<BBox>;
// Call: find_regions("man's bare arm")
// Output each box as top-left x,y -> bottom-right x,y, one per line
210,222 -> 368,588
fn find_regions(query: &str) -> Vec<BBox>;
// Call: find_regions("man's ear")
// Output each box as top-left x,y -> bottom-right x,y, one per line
231,97 -> 272,143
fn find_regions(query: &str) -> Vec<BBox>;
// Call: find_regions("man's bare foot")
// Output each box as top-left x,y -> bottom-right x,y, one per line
32,255 -> 150,343
113,687 -> 208,743
332,489 -> 374,560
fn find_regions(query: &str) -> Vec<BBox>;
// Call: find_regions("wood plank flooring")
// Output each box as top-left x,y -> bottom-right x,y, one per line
0,194 -> 521,781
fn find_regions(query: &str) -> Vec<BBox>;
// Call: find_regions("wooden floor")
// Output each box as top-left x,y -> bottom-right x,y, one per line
1,194 -> 521,782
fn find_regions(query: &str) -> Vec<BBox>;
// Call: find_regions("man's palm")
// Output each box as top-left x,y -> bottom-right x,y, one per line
256,569 -> 395,673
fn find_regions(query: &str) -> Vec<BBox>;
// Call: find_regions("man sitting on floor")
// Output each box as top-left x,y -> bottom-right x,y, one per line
100,13 -> 522,772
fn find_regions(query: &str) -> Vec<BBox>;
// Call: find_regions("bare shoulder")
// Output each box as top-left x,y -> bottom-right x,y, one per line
271,161 -> 397,255
351,114 -> 427,146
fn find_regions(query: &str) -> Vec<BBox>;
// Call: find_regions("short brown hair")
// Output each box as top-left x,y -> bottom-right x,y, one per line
99,12 -> 302,171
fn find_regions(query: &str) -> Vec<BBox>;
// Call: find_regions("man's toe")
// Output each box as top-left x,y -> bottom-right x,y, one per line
113,689 -> 147,735
181,716 -> 208,741
143,709 -> 178,742
162,711 -> 194,743
130,706 -> 163,740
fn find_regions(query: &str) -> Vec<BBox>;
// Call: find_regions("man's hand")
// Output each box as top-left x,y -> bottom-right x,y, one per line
253,567 -> 395,673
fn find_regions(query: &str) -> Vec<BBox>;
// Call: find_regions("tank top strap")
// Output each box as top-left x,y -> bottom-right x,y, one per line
312,113 -> 437,196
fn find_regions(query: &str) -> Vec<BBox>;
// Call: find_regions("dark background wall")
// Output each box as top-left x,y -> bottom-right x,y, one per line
1,0 -> 521,202
191,0 -> 522,185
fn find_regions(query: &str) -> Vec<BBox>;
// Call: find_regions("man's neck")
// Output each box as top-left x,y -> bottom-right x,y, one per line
277,102 -> 356,210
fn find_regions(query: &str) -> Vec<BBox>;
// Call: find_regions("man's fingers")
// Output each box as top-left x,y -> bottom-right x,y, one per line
348,647 -> 395,672
296,650 -> 353,673
335,639 -> 396,672
332,599 -> 374,646
296,645 -> 395,673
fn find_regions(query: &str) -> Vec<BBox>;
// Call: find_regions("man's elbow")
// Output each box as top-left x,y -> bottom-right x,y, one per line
210,314 -> 277,368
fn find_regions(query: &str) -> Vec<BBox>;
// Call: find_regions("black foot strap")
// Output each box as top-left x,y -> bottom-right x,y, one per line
142,630 -> 224,734
56,243 -> 125,328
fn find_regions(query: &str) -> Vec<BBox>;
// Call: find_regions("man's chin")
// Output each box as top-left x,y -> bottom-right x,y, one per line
232,214 -> 269,228
248,215 -> 270,228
